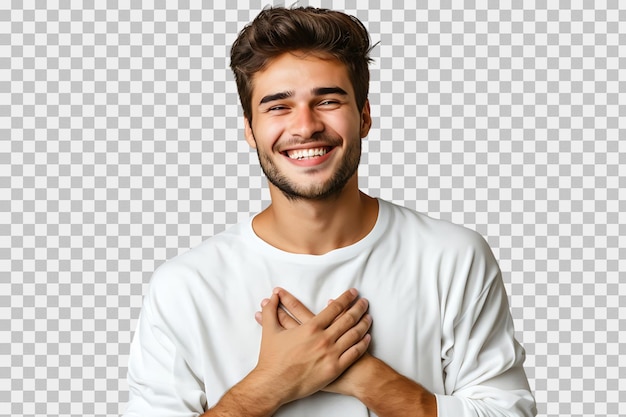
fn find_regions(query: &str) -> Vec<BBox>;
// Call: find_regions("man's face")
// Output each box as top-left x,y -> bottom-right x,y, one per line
244,52 -> 371,201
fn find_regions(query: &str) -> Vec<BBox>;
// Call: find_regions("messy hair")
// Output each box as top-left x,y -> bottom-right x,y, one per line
230,6 -> 374,121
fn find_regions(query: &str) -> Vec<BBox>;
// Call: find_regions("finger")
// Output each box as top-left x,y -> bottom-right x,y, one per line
275,287 -> 315,324
260,292 -> 281,332
335,312 -> 372,353
254,298 -> 272,325
314,288 -> 359,328
326,298 -> 350,326
277,303 -> 301,329
327,297 -> 369,342
255,304 -> 300,329
337,333 -> 371,370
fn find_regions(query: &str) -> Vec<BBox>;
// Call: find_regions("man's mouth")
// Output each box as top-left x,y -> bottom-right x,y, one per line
284,147 -> 332,160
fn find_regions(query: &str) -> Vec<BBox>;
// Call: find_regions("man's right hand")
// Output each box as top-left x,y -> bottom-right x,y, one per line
203,288 -> 371,417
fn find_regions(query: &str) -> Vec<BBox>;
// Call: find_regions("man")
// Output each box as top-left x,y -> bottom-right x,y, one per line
125,6 -> 536,417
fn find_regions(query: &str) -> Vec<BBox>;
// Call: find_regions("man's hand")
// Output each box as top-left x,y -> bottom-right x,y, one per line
254,288 -> 373,397
252,287 -> 372,407
254,289 -> 437,417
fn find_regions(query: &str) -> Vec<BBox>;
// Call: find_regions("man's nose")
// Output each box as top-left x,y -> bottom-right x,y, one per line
288,106 -> 324,138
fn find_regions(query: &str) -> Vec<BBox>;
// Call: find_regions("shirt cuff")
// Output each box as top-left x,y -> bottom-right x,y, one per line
434,393 -> 469,417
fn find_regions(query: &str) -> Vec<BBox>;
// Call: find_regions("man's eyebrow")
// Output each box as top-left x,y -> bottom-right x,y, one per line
258,87 -> 348,105
313,87 -> 348,96
259,91 -> 293,105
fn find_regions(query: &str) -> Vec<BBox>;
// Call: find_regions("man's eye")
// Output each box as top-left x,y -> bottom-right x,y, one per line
268,105 -> 287,111
320,100 -> 339,106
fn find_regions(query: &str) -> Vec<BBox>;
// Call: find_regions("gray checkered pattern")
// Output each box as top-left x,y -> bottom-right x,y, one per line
2,1 -> 625,416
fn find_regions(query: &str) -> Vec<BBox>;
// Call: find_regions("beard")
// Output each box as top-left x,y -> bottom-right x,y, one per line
252,132 -> 362,201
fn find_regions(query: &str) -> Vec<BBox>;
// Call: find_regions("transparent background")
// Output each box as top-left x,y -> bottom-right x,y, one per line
2,1 -> 625,416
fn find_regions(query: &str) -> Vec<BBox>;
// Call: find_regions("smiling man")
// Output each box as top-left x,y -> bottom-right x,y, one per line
243,51 -> 378,256
125,6 -> 536,417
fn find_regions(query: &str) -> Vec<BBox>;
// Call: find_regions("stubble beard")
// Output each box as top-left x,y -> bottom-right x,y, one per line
252,132 -> 362,202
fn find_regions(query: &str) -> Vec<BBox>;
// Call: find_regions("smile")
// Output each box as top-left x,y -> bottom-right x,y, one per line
285,147 -> 331,160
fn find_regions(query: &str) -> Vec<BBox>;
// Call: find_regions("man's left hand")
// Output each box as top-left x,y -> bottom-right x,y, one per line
254,287 -> 373,397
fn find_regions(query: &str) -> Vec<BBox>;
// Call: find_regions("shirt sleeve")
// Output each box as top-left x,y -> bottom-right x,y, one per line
435,234 -> 537,417
124,295 -> 208,417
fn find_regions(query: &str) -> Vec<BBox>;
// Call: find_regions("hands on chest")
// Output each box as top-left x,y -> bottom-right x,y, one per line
253,287 -> 373,400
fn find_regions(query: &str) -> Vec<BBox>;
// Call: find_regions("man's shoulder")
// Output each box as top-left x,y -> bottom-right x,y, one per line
382,199 -> 490,253
147,219 -> 254,293
383,201 -> 501,298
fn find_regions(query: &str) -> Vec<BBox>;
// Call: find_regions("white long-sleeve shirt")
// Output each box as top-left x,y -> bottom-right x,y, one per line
125,199 -> 536,416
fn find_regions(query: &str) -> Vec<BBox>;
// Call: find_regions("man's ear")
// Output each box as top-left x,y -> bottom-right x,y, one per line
360,99 -> 372,138
244,117 -> 257,148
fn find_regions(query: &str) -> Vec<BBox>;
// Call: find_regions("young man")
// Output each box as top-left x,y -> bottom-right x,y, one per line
125,7 -> 536,417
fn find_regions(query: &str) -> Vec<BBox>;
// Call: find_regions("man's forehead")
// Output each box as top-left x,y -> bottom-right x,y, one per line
250,52 -> 354,101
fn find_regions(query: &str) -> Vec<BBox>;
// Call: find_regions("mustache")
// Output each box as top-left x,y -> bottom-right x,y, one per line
273,134 -> 343,152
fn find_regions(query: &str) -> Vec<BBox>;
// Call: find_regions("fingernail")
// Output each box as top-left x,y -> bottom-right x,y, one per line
261,298 -> 269,307
350,288 -> 358,295
273,287 -> 281,294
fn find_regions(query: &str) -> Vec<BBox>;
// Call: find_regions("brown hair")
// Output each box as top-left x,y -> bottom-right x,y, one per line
230,6 -> 374,121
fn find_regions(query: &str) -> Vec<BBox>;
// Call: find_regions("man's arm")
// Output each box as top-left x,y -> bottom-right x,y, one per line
262,286 -> 535,417
341,354 -> 438,416
202,288 -> 372,416
257,288 -> 437,417
199,369 -> 282,417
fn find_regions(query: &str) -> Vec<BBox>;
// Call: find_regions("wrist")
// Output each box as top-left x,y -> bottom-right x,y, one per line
349,353 -> 384,400
353,356 -> 438,417
211,368 -> 284,417
347,353 -> 377,399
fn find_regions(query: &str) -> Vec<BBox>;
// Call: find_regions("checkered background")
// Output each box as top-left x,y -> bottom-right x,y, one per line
2,0 -> 624,416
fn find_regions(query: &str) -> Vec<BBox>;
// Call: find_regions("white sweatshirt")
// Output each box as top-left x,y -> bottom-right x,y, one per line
125,199 -> 536,416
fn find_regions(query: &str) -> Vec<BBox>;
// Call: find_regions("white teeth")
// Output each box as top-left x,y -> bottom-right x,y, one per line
287,147 -> 329,160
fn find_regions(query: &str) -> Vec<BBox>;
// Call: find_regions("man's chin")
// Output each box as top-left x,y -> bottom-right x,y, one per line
270,180 -> 347,202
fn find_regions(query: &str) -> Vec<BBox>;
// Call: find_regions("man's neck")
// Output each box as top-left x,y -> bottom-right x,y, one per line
252,180 -> 379,255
